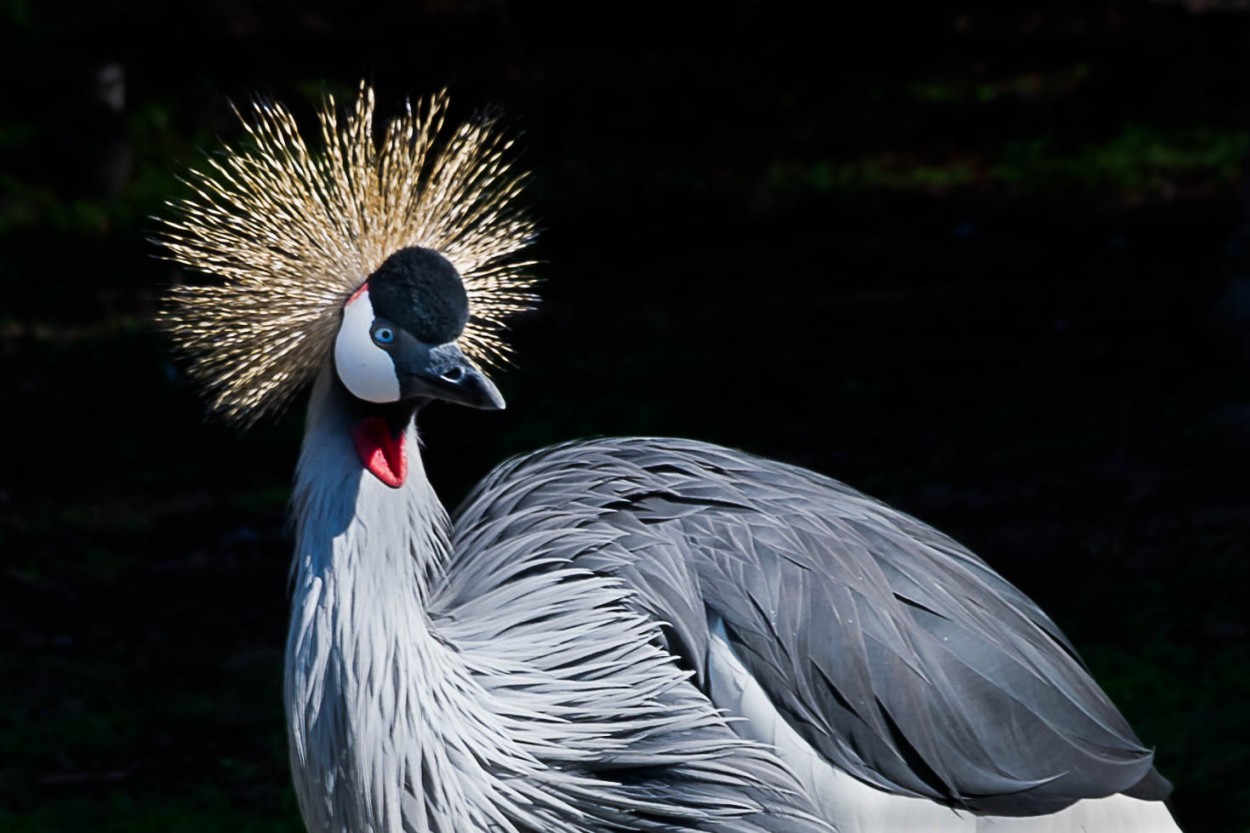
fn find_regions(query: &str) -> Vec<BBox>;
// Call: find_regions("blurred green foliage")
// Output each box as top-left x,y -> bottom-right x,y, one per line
767,124 -> 1248,198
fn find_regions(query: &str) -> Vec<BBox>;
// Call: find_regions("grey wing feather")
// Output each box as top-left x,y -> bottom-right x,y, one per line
453,437 -> 1170,817
437,457 -> 836,831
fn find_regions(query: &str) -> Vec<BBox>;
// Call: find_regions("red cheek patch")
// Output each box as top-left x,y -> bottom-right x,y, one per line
351,416 -> 407,488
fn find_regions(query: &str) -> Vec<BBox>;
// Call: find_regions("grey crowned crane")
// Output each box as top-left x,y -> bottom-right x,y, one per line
158,85 -> 1182,833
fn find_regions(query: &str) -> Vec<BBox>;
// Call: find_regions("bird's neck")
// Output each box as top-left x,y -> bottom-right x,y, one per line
285,368 -> 458,831
290,368 -> 449,596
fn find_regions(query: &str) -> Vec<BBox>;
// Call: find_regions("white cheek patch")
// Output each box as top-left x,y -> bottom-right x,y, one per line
334,289 -> 402,403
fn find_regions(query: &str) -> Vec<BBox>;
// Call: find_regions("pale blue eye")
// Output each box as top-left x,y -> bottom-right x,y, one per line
373,326 -> 395,345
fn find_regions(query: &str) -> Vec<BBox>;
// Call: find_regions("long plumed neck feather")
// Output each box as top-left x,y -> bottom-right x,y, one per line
287,368 -> 445,832
287,368 -> 537,833
284,370 -> 823,833
284,369 -> 599,833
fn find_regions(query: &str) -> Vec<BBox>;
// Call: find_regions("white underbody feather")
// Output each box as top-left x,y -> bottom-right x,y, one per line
707,615 -> 1181,833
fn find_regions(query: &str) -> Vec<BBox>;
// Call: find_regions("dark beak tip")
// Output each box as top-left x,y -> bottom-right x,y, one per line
480,386 -> 506,411
452,367 -> 506,411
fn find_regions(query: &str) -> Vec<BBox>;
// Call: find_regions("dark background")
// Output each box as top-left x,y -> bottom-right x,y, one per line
3,1 -> 1249,830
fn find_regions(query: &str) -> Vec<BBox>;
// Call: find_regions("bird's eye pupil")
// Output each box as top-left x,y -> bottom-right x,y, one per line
374,327 -> 394,344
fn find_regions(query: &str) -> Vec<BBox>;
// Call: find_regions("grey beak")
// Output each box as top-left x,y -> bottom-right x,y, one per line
397,342 -> 505,410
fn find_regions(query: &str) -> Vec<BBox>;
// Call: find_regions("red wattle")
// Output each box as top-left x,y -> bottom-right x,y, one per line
351,416 -> 407,488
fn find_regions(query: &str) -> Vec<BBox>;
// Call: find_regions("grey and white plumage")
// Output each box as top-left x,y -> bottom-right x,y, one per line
160,85 -> 1182,832
450,437 -> 1180,831
284,371 -> 1179,832
286,368 -> 832,833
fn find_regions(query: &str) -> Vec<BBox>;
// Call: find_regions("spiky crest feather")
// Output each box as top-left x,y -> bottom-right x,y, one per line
156,83 -> 538,424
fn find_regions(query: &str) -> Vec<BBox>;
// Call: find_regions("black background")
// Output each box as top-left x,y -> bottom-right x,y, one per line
2,2 -> 1249,830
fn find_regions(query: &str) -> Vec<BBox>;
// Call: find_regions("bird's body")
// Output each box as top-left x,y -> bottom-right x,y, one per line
282,366 -> 1180,832
158,85 -> 1182,833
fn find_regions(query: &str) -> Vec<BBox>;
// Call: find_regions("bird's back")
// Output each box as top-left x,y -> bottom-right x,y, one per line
440,436 -> 1175,830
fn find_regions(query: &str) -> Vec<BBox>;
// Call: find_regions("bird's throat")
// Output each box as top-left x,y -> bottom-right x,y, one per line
352,414 -> 408,487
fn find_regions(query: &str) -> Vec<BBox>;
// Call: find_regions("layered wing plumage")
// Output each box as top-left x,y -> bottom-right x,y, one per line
449,437 -> 1169,818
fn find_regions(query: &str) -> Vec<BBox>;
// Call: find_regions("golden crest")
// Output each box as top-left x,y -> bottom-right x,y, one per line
157,83 -> 537,424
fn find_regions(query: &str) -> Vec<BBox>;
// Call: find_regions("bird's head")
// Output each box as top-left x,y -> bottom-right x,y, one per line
155,84 -> 536,487
334,246 -> 504,413
330,246 -> 507,487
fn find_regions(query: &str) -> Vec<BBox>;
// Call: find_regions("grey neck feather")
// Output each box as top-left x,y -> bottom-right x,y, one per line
283,367 -> 540,833
279,367 -> 817,833
290,366 -> 448,600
